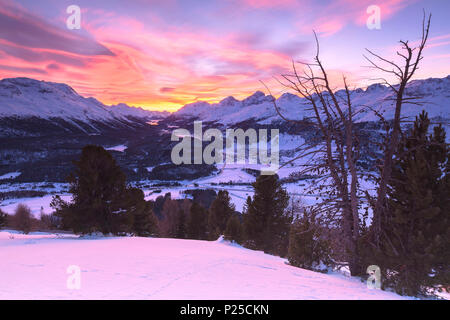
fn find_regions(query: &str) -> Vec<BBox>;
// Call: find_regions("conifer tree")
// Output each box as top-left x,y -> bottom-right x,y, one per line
242,196 -> 257,248
175,209 -> 187,239
208,190 -> 235,239
224,214 -> 242,243
187,202 -> 208,240
160,198 -> 179,237
0,208 -> 7,229
52,145 -> 148,235
377,111 -> 449,296
127,188 -> 159,237
243,174 -> 291,255
288,209 -> 331,272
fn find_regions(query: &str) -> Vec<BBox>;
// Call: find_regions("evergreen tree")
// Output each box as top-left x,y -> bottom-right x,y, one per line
176,199 -> 191,239
52,145 -> 146,235
127,188 -> 159,237
175,209 -> 187,239
0,208 -> 7,229
40,213 -> 60,230
208,190 -> 235,239
160,198 -> 183,238
242,196 -> 258,249
187,202 -> 208,240
243,196 -> 252,214
243,174 -> 291,255
376,111 -> 449,296
224,214 -> 242,243
288,209 -> 331,272
152,193 -> 172,219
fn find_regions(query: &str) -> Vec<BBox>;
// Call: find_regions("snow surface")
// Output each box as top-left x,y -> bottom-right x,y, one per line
105,144 -> 128,152
0,194 -> 71,218
0,232 -> 410,300
0,172 -> 21,180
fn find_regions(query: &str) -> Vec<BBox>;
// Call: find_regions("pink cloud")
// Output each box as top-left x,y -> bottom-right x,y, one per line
299,0 -> 414,37
0,2 -> 113,56
0,0 -> 441,112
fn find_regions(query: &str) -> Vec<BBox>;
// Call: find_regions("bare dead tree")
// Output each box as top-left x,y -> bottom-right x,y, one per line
264,11 -> 431,274
263,32 -> 365,275
364,12 -> 431,245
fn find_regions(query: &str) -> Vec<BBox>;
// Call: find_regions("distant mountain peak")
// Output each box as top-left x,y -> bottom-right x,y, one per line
365,83 -> 388,92
173,75 -> 450,125
242,91 -> 268,106
2,77 -> 77,95
219,96 -> 240,106
279,92 -> 299,100
0,77 -> 168,122
1,76 -> 448,129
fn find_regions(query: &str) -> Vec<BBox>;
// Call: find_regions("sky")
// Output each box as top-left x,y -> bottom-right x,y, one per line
0,0 -> 449,111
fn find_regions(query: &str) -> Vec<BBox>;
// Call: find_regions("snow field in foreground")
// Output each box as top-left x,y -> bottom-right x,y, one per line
0,231 -> 410,300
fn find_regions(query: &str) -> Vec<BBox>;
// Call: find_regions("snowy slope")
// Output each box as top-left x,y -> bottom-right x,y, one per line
0,194 -> 72,219
0,232 -> 409,300
0,77 -> 167,122
174,76 -> 450,124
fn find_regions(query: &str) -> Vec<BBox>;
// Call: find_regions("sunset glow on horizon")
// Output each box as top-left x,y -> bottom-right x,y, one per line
1,0 -> 449,112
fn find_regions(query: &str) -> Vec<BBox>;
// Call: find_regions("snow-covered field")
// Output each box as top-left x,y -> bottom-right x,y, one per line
0,194 -> 71,219
0,172 -> 21,180
0,231 -> 409,300
105,144 -> 128,152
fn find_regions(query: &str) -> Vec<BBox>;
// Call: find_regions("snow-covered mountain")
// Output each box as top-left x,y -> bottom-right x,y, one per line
0,77 -> 168,122
175,91 -> 276,123
174,76 -> 450,124
1,76 -> 448,128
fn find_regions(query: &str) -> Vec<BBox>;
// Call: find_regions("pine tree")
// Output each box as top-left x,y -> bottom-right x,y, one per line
242,196 -> 258,248
208,190 -> 235,239
187,202 -> 208,240
243,174 -> 291,255
40,213 -> 60,230
288,209 -> 331,272
152,193 -> 172,219
224,214 -> 242,243
127,188 -> 159,237
52,145 -> 144,235
160,198 -> 183,238
376,111 -> 449,296
0,208 -> 7,229
175,209 -> 187,239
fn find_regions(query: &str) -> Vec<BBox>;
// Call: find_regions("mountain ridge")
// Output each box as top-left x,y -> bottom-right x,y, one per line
1,76 -> 449,127
173,75 -> 450,124
0,77 -> 168,122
